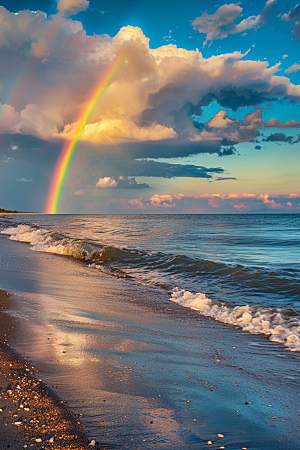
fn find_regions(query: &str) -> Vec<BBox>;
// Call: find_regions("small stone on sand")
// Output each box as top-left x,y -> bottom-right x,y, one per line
217,434 -> 224,438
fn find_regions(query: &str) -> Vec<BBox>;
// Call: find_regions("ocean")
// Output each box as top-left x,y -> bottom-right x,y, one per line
0,214 -> 299,449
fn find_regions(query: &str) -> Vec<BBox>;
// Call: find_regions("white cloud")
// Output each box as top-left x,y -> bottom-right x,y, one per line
57,0 -> 89,16
96,177 -> 118,188
284,63 -> 300,74
73,190 -> 85,195
192,0 -> 277,46
0,6 -> 299,151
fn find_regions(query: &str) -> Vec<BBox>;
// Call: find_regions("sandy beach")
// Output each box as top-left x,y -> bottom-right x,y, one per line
0,289 -> 97,450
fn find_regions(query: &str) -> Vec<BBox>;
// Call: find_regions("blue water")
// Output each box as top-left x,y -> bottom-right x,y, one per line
1,213 -> 300,449
1,214 -> 299,311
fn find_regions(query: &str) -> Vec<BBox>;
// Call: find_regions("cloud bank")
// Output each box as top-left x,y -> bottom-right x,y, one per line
107,193 -> 300,213
0,5 -> 299,160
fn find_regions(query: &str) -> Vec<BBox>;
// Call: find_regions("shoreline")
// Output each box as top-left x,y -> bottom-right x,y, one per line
0,231 -> 299,449
0,289 -> 99,450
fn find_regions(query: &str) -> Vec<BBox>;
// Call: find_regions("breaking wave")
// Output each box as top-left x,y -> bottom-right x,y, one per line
171,288 -> 300,352
2,223 -> 300,352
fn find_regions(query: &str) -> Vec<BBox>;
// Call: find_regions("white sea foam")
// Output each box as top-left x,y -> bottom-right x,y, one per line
171,288 -> 300,352
1,225 -> 102,260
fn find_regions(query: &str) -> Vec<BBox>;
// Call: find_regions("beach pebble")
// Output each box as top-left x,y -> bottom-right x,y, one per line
207,441 -> 212,445
35,438 -> 42,443
89,440 -> 96,447
217,434 -> 224,438
49,437 -> 55,443
220,447 -> 225,449
14,421 -> 22,426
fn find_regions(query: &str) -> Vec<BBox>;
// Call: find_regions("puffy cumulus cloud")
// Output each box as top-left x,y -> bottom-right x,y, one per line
282,4 -> 300,40
96,177 -> 118,188
57,0 -> 90,16
284,63 -> 300,74
192,0 -> 277,46
264,118 -> 300,127
58,119 -> 176,144
96,176 -> 149,189
0,6 -> 299,155
190,108 -> 300,146
107,193 -> 300,213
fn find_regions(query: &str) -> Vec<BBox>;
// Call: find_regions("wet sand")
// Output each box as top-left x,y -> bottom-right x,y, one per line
0,289 -> 97,450
0,235 -> 299,449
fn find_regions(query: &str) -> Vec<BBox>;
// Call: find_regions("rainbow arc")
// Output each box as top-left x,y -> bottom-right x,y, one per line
45,53 -> 125,214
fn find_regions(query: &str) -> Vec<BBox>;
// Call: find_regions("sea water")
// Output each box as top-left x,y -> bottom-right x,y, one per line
0,214 -> 299,449
1,214 -> 299,351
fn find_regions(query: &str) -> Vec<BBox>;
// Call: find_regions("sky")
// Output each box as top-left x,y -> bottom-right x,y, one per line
0,0 -> 299,213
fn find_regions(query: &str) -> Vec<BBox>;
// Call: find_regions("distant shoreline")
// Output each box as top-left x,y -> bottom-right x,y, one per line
0,208 -> 19,213
0,210 -> 38,214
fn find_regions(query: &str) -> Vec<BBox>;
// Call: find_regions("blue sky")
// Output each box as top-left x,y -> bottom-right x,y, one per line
0,0 -> 299,213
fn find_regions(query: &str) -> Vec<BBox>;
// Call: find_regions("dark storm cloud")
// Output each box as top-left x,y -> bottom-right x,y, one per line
215,177 -> 237,181
218,146 -> 237,157
255,145 -> 262,150
123,160 -> 224,179
117,177 -> 150,189
92,158 -> 225,182
262,132 -> 298,143
119,140 -> 227,159
190,88 -> 272,112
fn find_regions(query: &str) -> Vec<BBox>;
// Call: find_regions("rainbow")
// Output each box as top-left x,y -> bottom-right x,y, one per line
45,53 -> 125,214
